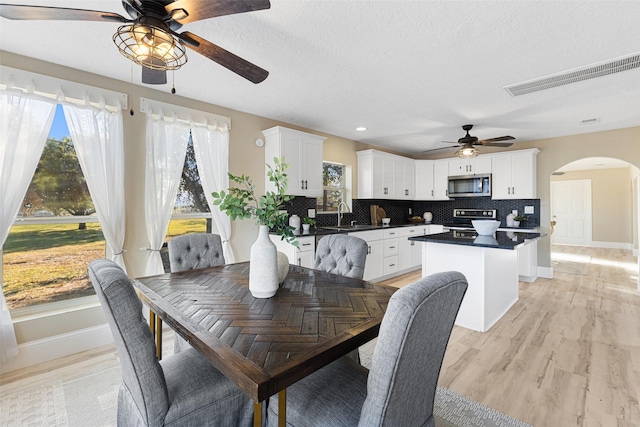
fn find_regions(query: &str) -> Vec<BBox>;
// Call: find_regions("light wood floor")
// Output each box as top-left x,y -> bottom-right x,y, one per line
2,245 -> 639,427
377,245 -> 639,427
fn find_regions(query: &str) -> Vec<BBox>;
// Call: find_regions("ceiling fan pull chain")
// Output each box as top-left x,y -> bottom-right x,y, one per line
171,70 -> 176,94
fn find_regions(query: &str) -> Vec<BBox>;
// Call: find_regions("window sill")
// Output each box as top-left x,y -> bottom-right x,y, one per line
10,295 -> 100,322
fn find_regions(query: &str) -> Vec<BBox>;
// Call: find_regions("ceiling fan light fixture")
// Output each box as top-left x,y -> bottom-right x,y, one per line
456,145 -> 479,159
113,23 -> 187,71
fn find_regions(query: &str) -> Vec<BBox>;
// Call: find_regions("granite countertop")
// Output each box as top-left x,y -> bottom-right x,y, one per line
408,230 -> 544,250
272,222 -> 437,237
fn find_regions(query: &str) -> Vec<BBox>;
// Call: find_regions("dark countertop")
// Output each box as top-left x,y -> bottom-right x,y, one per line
408,230 -> 544,250
272,222 -> 438,237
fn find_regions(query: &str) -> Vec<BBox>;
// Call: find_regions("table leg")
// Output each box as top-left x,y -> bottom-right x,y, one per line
155,316 -> 163,360
278,389 -> 286,427
253,401 -> 262,427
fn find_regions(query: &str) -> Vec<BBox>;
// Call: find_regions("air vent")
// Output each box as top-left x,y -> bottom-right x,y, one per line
504,52 -> 640,97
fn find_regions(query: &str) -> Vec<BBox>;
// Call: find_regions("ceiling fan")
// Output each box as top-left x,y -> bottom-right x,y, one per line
0,0 -> 270,85
432,124 -> 515,158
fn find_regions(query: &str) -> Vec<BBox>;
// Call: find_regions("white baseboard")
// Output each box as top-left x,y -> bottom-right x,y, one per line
1,323 -> 113,374
537,266 -> 553,279
590,241 -> 633,250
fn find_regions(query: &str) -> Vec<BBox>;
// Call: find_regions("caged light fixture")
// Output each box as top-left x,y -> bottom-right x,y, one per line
455,145 -> 479,159
113,22 -> 187,71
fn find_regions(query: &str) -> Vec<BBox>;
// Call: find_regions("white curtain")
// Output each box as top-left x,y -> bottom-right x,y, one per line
144,111 -> 190,275
62,99 -> 127,271
0,88 -> 56,361
190,122 -> 235,263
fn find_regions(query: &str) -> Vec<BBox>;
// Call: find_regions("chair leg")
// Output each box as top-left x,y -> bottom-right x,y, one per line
149,310 -> 163,360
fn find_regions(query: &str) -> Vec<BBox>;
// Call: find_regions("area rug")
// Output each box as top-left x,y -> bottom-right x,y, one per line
551,252 -> 591,275
1,357 -> 531,427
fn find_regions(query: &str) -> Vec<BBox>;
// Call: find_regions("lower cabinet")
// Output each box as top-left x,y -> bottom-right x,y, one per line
347,229 -> 384,281
270,235 -> 315,269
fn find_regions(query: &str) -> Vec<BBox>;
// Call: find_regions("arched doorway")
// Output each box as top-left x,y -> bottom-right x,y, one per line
550,156 -> 639,289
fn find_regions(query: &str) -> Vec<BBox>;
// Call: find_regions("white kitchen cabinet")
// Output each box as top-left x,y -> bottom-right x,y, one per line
348,229 -> 384,281
270,235 -> 315,268
415,159 -> 449,200
263,126 -> 326,197
398,225 -> 445,271
395,157 -> 415,199
448,155 -> 492,176
358,150 -> 415,200
491,148 -> 539,199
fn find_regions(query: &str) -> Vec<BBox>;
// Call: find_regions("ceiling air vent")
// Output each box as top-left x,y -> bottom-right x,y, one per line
504,52 -> 640,97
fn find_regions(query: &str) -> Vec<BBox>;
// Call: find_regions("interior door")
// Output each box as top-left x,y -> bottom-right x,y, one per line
551,180 -> 592,245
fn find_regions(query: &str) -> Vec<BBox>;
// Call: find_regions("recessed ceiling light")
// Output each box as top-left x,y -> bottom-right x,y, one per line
356,127 -> 367,131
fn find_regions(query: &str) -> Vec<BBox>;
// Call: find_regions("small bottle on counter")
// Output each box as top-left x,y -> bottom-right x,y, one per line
289,214 -> 301,232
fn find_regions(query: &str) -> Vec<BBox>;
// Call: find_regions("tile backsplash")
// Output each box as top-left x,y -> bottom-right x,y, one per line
284,196 -> 540,228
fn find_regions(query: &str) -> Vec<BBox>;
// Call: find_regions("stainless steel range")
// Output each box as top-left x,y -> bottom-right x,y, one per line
441,209 -> 497,230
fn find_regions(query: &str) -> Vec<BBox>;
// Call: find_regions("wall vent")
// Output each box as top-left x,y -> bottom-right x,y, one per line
504,52 -> 640,97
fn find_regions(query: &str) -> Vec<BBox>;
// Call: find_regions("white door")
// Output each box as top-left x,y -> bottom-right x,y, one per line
551,180 -> 592,245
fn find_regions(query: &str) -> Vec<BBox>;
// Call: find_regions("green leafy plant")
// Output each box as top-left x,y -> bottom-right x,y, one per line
302,216 -> 316,227
514,214 -> 528,222
212,157 -> 298,246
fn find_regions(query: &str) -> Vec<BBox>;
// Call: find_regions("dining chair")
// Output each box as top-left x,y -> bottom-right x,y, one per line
314,234 -> 368,279
266,271 -> 468,427
168,233 -> 225,354
88,259 -> 254,427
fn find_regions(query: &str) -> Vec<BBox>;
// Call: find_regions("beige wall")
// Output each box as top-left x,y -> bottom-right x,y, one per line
550,167 -> 634,244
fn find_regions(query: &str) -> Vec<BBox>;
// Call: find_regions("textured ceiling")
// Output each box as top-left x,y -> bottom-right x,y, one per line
1,1 -> 639,157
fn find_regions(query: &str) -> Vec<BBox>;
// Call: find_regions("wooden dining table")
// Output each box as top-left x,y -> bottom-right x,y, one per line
132,261 -> 396,427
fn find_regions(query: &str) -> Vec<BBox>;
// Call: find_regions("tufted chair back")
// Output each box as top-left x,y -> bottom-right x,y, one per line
314,234 -> 368,279
168,233 -> 225,273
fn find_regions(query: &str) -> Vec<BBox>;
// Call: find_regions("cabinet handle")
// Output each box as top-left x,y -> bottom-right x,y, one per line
389,263 -> 396,267
297,257 -> 301,265
405,189 -> 408,196
384,187 -> 388,194
389,246 -> 396,249
301,180 -> 304,189
305,180 -> 308,189
431,190 -> 434,197
302,243 -> 312,246
411,241 -> 415,246
367,245 -> 371,254
511,186 -> 515,194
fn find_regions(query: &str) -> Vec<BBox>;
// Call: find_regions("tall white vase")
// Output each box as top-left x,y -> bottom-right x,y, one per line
249,225 -> 278,298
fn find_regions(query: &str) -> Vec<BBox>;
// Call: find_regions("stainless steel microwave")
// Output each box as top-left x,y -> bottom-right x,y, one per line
447,173 -> 491,198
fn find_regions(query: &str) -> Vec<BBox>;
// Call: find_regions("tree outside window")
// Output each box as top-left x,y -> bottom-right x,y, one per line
317,162 -> 346,212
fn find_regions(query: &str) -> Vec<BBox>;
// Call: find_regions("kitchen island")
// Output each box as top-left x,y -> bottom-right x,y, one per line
408,230 -> 543,332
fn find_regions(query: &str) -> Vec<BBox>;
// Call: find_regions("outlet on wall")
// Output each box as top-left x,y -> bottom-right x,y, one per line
524,206 -> 534,214
307,208 -> 316,218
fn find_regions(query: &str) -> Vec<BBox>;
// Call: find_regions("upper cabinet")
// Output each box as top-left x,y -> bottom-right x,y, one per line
448,155 -> 492,176
262,126 -> 326,197
357,150 -> 414,200
490,148 -> 539,199
415,159 -> 449,200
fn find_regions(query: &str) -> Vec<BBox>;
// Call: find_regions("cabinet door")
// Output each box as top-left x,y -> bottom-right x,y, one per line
471,156 -> 492,174
400,159 -> 415,199
363,240 -> 384,281
382,156 -> 395,198
433,160 -> 450,200
415,161 -> 434,200
296,251 -> 315,269
511,153 -> 536,198
281,134 -> 304,195
372,154 -> 385,198
398,237 -> 413,270
409,239 -> 422,267
448,158 -> 468,176
491,156 -> 512,199
301,137 -> 324,196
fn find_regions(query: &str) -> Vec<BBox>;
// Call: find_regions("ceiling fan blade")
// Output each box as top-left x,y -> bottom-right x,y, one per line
179,31 -> 268,84
441,140 -> 460,144
481,141 -> 515,148
421,146 -> 458,154
0,4 -> 128,22
166,0 -> 270,24
478,136 -> 515,144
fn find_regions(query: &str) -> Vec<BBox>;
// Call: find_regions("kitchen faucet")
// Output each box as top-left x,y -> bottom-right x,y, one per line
337,202 -> 349,226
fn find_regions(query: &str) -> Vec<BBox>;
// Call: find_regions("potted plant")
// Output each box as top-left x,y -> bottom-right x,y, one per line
513,214 -> 528,227
212,157 -> 297,298
302,216 -> 316,232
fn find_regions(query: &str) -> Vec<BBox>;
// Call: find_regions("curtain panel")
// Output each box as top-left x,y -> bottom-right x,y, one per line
0,88 -> 56,361
62,99 -> 127,271
143,111 -> 190,275
190,122 -> 235,263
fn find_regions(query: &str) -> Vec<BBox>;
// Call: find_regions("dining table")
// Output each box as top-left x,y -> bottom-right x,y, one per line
132,261 -> 396,427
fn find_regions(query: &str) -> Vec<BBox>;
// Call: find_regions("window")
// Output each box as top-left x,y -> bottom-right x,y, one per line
3,105 -> 105,310
317,162 -> 347,212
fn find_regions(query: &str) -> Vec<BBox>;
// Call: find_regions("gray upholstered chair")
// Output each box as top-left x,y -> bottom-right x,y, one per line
266,271 -> 468,427
314,234 -> 368,279
168,233 -> 225,353
167,233 -> 225,273
88,259 -> 253,427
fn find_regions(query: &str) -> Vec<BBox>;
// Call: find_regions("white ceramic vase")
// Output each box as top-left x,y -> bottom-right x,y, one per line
249,225 -> 278,298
